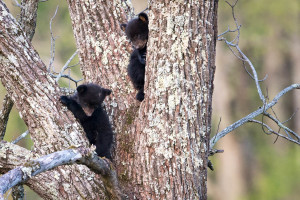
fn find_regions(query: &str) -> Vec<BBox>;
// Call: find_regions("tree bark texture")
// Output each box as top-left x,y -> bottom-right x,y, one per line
0,2 -> 113,199
0,94 -> 13,140
0,141 -> 121,199
67,0 -> 218,199
0,0 -> 218,199
127,1 -> 217,199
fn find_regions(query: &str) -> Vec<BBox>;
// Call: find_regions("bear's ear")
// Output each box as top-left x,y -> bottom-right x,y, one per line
138,12 -> 148,23
120,23 -> 127,32
102,88 -> 112,96
77,85 -> 87,94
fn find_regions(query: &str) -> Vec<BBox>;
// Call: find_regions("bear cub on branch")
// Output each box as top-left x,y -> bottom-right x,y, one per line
60,83 -> 113,160
121,12 -> 149,102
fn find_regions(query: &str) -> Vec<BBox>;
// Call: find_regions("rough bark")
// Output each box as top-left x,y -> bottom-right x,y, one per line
0,1 -> 112,199
0,94 -> 13,140
0,0 -> 218,199
0,0 -> 38,142
18,0 -> 39,41
0,141 -> 121,200
67,0 -> 218,199
125,1 -> 217,199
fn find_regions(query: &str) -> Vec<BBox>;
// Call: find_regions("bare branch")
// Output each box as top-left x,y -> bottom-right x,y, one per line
236,46 -> 266,103
48,5 -> 59,73
218,25 -> 241,38
11,130 -> 29,144
210,84 -> 300,148
263,112 -> 300,141
248,119 -> 300,145
55,50 -> 78,82
282,108 -> 299,124
218,0 -> 266,103
12,0 -> 22,8
50,73 -> 83,86
211,0 -> 300,150
242,60 -> 268,82
0,146 -> 122,200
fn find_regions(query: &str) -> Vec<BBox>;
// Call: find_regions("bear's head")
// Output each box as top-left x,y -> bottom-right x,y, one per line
121,12 -> 149,49
73,83 -> 112,116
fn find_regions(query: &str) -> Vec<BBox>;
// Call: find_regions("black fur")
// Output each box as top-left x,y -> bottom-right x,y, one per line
127,47 -> 146,101
60,84 -> 113,159
121,12 -> 149,102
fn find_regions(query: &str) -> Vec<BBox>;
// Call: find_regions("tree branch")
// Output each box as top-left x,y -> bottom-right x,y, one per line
18,0 -> 39,41
0,0 -> 38,142
0,145 -> 122,200
11,130 -> 29,144
263,111 -> 300,141
210,0 -> 300,149
55,50 -> 78,83
48,5 -> 59,73
0,94 -> 13,140
210,84 -> 300,148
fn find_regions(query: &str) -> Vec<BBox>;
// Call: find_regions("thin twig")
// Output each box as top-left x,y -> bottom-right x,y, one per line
248,119 -> 300,145
210,83 -> 300,148
48,6 -> 59,73
218,25 -> 241,38
12,0 -> 23,8
263,111 -> 300,141
12,130 -> 29,144
55,50 -> 78,82
242,59 -> 268,82
282,108 -> 299,124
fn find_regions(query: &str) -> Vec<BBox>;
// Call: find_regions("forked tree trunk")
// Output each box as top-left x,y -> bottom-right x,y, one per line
67,0 -> 218,199
0,0 -> 218,199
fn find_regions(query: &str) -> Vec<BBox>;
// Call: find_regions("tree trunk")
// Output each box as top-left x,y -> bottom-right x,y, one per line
126,2 -> 217,199
67,0 -> 218,199
1,0 -> 218,199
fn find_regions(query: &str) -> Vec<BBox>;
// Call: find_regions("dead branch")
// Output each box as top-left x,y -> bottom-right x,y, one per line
12,0 -> 22,8
0,144 -> 122,200
11,130 -> 29,144
55,50 -> 78,82
210,0 -> 300,149
48,5 -> 58,73
46,9 -> 82,86
210,78 -> 300,147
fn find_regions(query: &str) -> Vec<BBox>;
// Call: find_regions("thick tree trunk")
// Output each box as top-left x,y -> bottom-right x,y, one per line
67,0 -> 218,199
124,1 -> 217,199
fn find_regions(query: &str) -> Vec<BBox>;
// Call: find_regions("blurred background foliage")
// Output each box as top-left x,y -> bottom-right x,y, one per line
1,0 -> 299,199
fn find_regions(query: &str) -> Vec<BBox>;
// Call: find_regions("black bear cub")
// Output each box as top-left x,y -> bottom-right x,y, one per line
60,83 -> 113,160
121,12 -> 149,102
